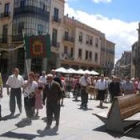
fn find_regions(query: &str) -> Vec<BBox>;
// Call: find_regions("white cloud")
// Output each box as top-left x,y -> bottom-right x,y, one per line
64,3 -> 138,61
92,0 -> 112,4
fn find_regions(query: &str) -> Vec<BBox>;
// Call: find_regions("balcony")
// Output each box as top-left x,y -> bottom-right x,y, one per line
0,12 -> 10,18
12,35 -> 23,42
51,41 -> 60,47
0,36 -> 8,43
52,16 -> 61,23
63,36 -> 74,43
14,6 -> 49,21
61,53 -> 74,60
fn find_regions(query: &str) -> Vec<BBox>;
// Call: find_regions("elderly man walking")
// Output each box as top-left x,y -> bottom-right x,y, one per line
96,74 -> 108,108
79,73 -> 91,109
6,68 -> 24,115
43,74 -> 62,129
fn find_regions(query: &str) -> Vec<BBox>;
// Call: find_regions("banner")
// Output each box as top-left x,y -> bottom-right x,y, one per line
24,34 -> 51,59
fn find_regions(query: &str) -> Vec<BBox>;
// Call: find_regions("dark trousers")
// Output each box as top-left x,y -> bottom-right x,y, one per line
10,88 -> 22,114
46,102 -> 60,126
81,88 -> 88,107
24,97 -> 35,118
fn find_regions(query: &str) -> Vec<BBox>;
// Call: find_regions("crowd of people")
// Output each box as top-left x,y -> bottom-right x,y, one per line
0,67 -> 140,130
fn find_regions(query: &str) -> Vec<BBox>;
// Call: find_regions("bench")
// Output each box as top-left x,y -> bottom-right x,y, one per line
93,94 -> 140,133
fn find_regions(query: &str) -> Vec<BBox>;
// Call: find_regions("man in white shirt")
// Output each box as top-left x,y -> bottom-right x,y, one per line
96,74 -> 108,108
79,73 -> 91,109
6,68 -> 24,115
39,71 -> 47,85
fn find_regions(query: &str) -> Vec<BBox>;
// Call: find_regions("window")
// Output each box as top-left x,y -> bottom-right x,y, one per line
64,31 -> 69,40
78,49 -> 82,58
85,50 -> 88,60
70,48 -> 73,57
64,46 -> 68,54
52,29 -> 57,46
20,0 -> 25,8
38,24 -> 44,35
54,8 -> 59,20
89,52 -> 92,60
95,38 -> 99,47
18,22 -> 24,35
40,2 -> 45,11
2,25 -> 8,43
95,53 -> 98,62
4,3 -> 10,14
90,38 -> 92,45
86,35 -> 89,44
79,32 -> 83,42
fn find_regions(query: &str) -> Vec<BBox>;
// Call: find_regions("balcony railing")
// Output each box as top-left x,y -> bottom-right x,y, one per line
14,6 -> 49,21
63,36 -> 74,43
12,35 -> 23,42
0,12 -> 10,18
51,41 -> 60,47
52,16 -> 61,23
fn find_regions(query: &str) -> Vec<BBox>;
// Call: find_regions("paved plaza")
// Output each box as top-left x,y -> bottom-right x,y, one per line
0,88 -> 140,140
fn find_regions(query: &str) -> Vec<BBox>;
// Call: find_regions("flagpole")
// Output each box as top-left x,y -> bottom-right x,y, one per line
22,30 -> 31,76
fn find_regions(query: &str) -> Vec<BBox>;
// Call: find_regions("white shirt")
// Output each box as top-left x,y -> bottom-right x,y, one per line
23,80 -> 38,97
6,74 -> 24,88
94,80 -> 98,89
39,76 -> 47,84
79,76 -> 91,86
96,79 -> 108,90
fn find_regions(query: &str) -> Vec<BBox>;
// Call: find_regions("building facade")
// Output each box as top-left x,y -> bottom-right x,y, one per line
115,51 -> 131,77
0,0 -> 115,77
131,23 -> 140,78
101,40 -> 115,76
0,0 -> 14,76
0,0 -> 51,76
60,16 -> 106,71
48,0 -> 64,70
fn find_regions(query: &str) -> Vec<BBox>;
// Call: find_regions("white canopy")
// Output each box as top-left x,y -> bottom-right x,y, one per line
75,69 -> 85,74
66,68 -> 77,74
90,70 -> 99,75
55,67 -> 99,75
55,67 -> 67,73
84,69 -> 91,74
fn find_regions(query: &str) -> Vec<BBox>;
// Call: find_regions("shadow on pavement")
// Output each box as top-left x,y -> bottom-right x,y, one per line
72,99 -> 81,102
15,119 -> 32,128
0,131 -> 38,140
37,126 -> 59,137
2,113 -> 20,120
93,124 -> 140,139
78,107 -> 93,111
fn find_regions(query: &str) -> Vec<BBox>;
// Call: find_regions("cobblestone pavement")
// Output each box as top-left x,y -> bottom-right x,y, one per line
0,88 -> 139,140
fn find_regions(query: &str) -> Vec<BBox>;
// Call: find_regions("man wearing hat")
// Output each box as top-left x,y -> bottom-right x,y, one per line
43,74 -> 62,129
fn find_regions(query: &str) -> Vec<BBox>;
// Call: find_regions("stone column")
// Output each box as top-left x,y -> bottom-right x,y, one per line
25,59 -> 31,74
42,58 -> 48,72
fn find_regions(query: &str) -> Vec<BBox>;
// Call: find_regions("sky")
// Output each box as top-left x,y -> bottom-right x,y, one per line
64,0 -> 139,63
